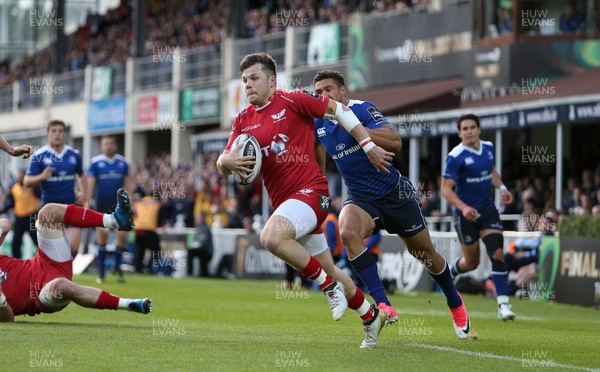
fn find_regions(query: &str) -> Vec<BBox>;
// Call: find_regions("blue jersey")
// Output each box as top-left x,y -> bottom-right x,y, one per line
27,145 -> 83,205
87,154 -> 129,207
315,99 -> 399,199
443,141 -> 496,212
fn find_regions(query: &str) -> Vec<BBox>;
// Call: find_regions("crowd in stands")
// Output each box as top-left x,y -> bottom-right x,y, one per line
1,0 -> 431,87
1,152 -> 599,236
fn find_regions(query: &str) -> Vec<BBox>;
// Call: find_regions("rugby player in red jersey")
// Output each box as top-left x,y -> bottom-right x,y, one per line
0,189 -> 150,322
217,53 -> 395,348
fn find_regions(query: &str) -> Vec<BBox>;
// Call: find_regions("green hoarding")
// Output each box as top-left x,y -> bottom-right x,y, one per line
180,86 -> 220,121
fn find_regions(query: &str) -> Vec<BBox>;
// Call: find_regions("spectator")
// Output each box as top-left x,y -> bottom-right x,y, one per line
3,169 -> 40,258
187,212 -> 213,277
580,169 -> 594,195
132,189 -> 162,274
563,176 -> 578,211
593,189 -> 600,207
560,0 -> 586,33
506,211 -> 557,297
225,198 -> 244,229
496,1 -> 513,35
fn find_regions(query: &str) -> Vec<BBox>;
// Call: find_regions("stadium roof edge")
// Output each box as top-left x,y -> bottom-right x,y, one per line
412,93 -> 600,123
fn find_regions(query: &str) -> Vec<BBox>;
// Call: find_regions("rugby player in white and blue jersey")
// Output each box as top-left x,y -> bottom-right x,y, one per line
313,70 -> 470,339
442,113 -> 516,321
24,120 -> 87,254
87,135 -> 131,283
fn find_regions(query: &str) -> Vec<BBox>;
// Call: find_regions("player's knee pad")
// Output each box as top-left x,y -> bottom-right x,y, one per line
38,278 -> 71,310
483,233 -> 506,272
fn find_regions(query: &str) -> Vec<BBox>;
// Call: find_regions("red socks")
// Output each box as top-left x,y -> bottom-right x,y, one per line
348,288 -> 376,323
64,204 -> 105,228
299,256 -> 335,290
94,290 -> 119,310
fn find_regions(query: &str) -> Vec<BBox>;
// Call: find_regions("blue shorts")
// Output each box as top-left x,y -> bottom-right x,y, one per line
344,176 -> 426,238
453,206 -> 503,245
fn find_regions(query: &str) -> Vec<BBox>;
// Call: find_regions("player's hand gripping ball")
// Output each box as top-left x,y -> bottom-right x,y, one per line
232,134 -> 262,185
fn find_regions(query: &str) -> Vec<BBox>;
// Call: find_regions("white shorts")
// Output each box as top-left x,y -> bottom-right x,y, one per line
272,199 -> 328,256
297,233 -> 328,257
36,221 -> 72,263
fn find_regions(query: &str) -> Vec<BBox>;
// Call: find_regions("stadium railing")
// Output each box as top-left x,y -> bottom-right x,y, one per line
231,33 -> 286,77
0,85 -> 12,113
181,45 -> 221,86
53,70 -> 85,104
426,214 -> 523,232
133,55 -> 173,92
152,224 -> 539,282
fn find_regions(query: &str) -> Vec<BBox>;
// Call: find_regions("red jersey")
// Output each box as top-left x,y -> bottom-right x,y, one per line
226,89 -> 330,209
0,250 -> 73,316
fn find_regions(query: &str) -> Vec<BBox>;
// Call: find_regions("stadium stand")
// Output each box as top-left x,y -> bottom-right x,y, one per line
0,0 -> 599,287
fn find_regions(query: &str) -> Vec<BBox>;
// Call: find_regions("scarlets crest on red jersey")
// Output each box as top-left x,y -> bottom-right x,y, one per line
226,89 -> 330,209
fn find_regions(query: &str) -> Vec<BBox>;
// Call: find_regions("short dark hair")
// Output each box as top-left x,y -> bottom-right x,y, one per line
47,120 -> 66,132
239,53 -> 277,76
101,134 -> 117,142
313,69 -> 346,88
457,114 -> 480,131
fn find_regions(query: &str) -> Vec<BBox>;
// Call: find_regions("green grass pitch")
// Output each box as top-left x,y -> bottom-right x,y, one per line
1,274 -> 599,371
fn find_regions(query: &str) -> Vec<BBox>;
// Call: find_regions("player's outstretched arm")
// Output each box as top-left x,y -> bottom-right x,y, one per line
0,136 -> 33,159
324,100 -> 394,173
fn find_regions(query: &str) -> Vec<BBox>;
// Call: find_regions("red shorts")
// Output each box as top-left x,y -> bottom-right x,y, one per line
1,249 -> 74,316
273,188 -> 330,235
30,249 -> 73,315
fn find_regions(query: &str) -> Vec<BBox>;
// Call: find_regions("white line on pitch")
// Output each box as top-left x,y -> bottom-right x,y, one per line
405,343 -> 599,371
399,308 -> 545,321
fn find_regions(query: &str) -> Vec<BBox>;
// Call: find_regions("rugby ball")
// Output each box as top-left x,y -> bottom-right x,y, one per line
231,134 -> 262,185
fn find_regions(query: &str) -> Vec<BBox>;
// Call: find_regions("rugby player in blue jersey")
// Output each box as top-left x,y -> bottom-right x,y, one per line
24,120 -> 88,255
87,135 -> 131,283
313,70 -> 470,339
442,114 -> 516,321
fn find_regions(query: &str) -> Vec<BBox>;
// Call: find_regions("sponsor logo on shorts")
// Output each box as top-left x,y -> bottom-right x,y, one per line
405,224 -> 422,233
297,188 -> 313,196
320,195 -> 330,210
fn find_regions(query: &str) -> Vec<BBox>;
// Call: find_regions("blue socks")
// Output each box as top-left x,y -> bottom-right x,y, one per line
115,246 -> 125,275
429,262 -> 463,309
492,271 -> 510,297
97,245 -> 107,278
450,257 -> 463,278
349,249 -> 390,306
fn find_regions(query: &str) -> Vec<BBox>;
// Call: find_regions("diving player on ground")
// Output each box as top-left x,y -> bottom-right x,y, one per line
0,189 -> 150,322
